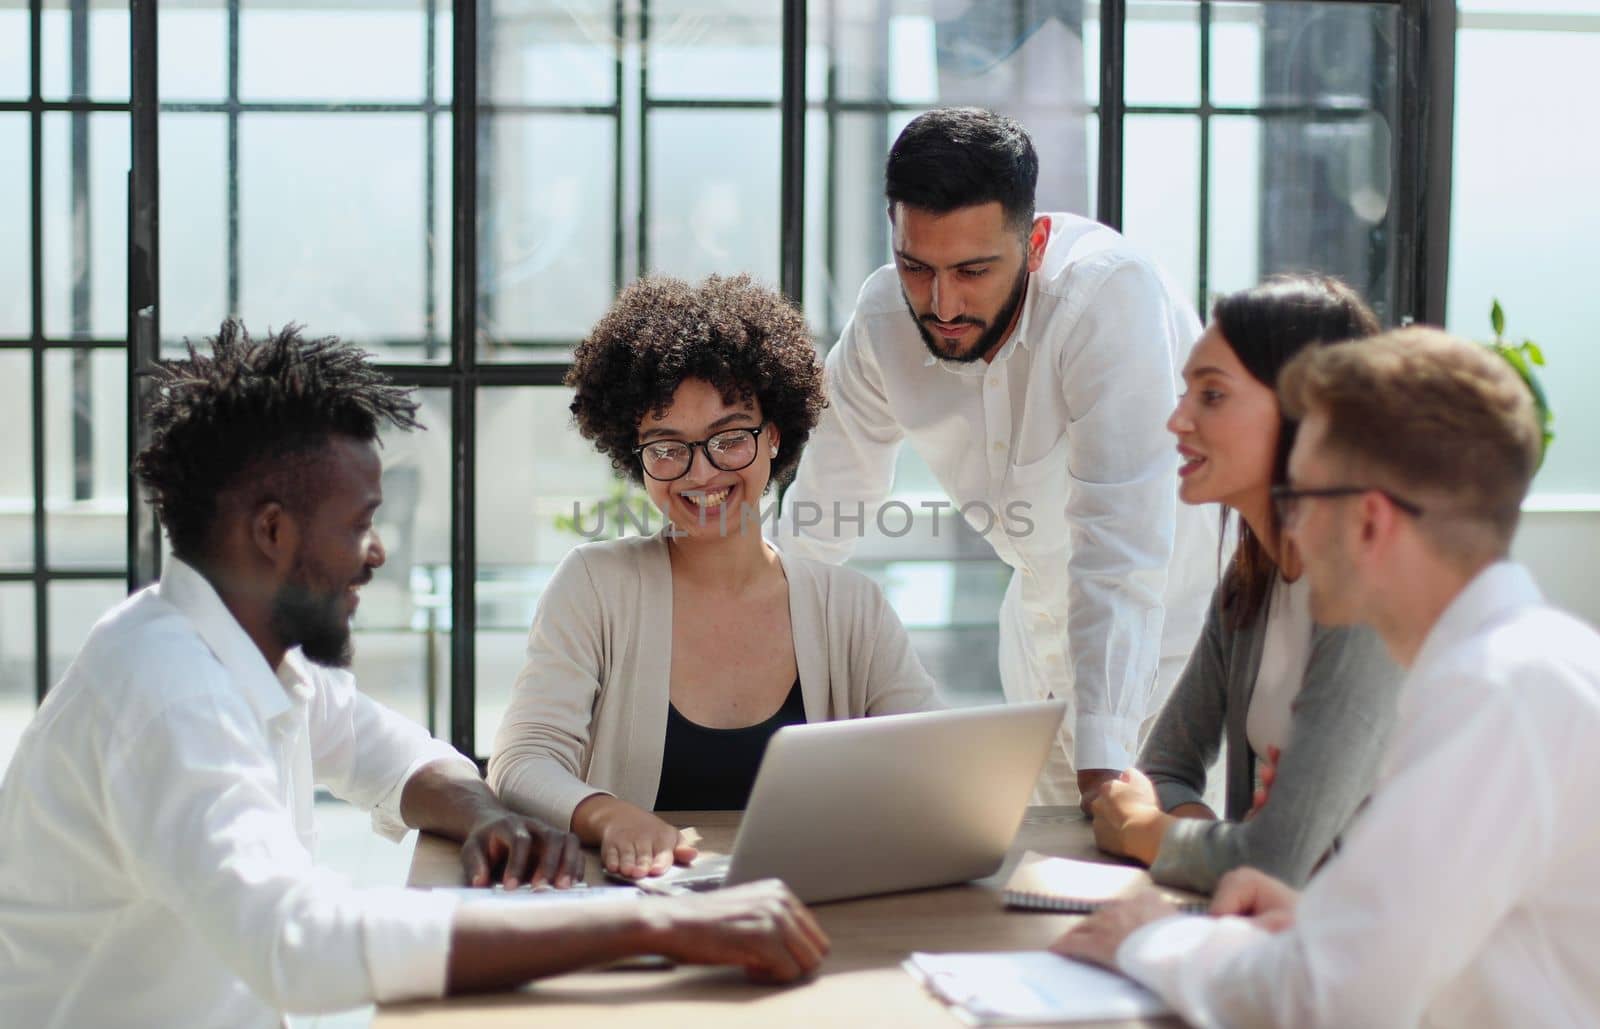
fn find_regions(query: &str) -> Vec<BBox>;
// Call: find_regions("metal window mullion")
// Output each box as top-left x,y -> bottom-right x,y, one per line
423,0 -> 438,359
226,0 -> 240,316
449,0 -> 479,757
778,0 -> 806,304
1097,0 -> 1125,229
1196,1 -> 1211,314
822,0 -> 838,335
30,0 -> 48,703
638,0 -> 651,276
1417,0 -> 1455,326
612,0 -> 625,295
129,0 -> 161,592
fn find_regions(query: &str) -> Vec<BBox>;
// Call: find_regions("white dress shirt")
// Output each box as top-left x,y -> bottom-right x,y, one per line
776,213 -> 1214,775
1116,562 -> 1600,1027
0,557 -> 473,1028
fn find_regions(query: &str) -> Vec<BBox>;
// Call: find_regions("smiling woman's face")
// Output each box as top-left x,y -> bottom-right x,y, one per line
636,377 -> 777,539
1166,325 -> 1281,513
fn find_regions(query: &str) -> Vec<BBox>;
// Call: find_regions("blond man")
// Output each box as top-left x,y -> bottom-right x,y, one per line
1053,328 -> 1600,1027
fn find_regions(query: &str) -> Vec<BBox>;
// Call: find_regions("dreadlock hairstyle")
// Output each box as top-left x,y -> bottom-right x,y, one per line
134,320 -> 422,562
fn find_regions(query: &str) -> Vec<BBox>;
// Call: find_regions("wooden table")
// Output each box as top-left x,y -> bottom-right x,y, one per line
376,807 -> 1186,1027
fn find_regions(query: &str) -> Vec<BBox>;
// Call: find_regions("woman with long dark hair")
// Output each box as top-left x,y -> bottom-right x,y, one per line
1088,275 -> 1401,892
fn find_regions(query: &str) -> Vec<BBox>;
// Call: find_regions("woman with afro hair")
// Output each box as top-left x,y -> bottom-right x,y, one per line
488,274 -> 943,880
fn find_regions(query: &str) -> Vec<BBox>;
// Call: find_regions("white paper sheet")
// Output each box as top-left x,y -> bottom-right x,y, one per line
904,950 -> 1172,1025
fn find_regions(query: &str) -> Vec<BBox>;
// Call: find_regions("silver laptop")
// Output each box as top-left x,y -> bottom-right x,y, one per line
643,700 -> 1067,904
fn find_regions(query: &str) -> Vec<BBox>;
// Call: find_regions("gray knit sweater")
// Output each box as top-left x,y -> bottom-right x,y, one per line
1139,578 -> 1401,892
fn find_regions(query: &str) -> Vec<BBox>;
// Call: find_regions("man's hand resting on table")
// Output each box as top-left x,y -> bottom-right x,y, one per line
571,794 -> 699,878
1088,768 -> 1174,866
446,878 -> 828,991
460,810 -> 584,889
645,880 -> 831,983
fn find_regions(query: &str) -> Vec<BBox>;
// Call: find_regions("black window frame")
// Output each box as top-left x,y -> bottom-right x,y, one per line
95,0 -> 1458,760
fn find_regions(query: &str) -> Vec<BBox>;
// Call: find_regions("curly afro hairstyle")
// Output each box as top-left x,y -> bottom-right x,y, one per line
134,319 -> 422,562
566,274 -> 826,488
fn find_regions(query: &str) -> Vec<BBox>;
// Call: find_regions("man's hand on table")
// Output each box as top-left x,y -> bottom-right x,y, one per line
1050,890 -> 1179,970
461,810 -> 583,890
1088,768 -> 1173,866
646,880 -> 830,984
1076,768 -> 1120,816
572,794 -> 699,878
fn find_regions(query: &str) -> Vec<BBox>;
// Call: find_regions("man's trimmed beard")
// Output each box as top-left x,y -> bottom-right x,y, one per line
269,554 -> 355,668
905,261 -> 1029,364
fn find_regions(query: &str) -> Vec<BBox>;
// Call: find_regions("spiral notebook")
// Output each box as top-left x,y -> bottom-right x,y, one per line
1002,851 -> 1208,914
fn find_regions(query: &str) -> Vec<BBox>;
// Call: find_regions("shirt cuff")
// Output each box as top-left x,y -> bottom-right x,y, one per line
1074,713 -> 1141,770
1117,912 -> 1215,979
362,886 -> 460,1003
371,745 -> 480,843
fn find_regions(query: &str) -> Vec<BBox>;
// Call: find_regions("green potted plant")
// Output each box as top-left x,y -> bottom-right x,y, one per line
1485,299 -> 1554,469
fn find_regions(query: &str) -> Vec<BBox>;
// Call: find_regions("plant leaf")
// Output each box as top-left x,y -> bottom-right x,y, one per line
1491,299 -> 1505,338
1525,341 -> 1545,366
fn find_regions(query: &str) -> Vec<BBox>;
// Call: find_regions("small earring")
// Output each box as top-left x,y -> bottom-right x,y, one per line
770,445 -> 779,458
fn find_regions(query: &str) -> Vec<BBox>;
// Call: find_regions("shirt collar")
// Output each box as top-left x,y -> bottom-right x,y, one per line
157,556 -> 296,723
920,273 -> 1039,371
1408,560 -> 1543,679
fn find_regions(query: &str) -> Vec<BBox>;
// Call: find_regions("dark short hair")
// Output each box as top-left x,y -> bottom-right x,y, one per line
134,320 -> 421,562
885,107 -> 1038,232
1211,275 -> 1381,624
565,274 -> 825,488
1279,326 -> 1542,566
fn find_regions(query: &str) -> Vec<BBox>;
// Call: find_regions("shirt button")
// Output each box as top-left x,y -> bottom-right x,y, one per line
992,441 -> 1007,453
988,378 -> 1000,388
1047,654 -> 1064,668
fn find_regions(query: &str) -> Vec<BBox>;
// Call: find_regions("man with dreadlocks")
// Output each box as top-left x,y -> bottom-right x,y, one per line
0,323 -> 828,1027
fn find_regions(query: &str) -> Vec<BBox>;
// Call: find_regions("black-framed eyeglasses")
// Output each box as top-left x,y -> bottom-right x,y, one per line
1271,484 -> 1425,525
632,424 -> 768,482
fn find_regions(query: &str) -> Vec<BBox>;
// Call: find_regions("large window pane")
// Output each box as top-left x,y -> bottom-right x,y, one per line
158,3 -> 227,102
0,352 -> 31,571
42,1 -> 129,102
159,113 -> 229,347
1206,116 -> 1262,301
649,0 -> 781,101
1210,3 -> 1264,107
0,114 -> 28,338
239,2 -> 429,102
44,348 -> 125,570
0,6 -> 26,99
42,112 -> 129,340
1449,10 -> 1600,495
474,385 -> 625,748
647,110 -> 781,284
802,110 -> 902,341
238,114 -> 436,357
481,0 -> 614,106
47,580 -> 125,685
0,584 -> 34,777
349,388 -> 451,736
478,115 -> 615,355
1122,114 -> 1200,308
1126,0 -> 1198,107
1260,109 -> 1394,318
1240,3 -> 1397,108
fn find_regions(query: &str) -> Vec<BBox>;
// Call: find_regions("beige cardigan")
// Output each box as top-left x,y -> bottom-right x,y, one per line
487,532 -> 944,828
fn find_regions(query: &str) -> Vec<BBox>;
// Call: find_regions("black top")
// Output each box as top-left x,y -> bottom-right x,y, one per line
653,680 -> 807,811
